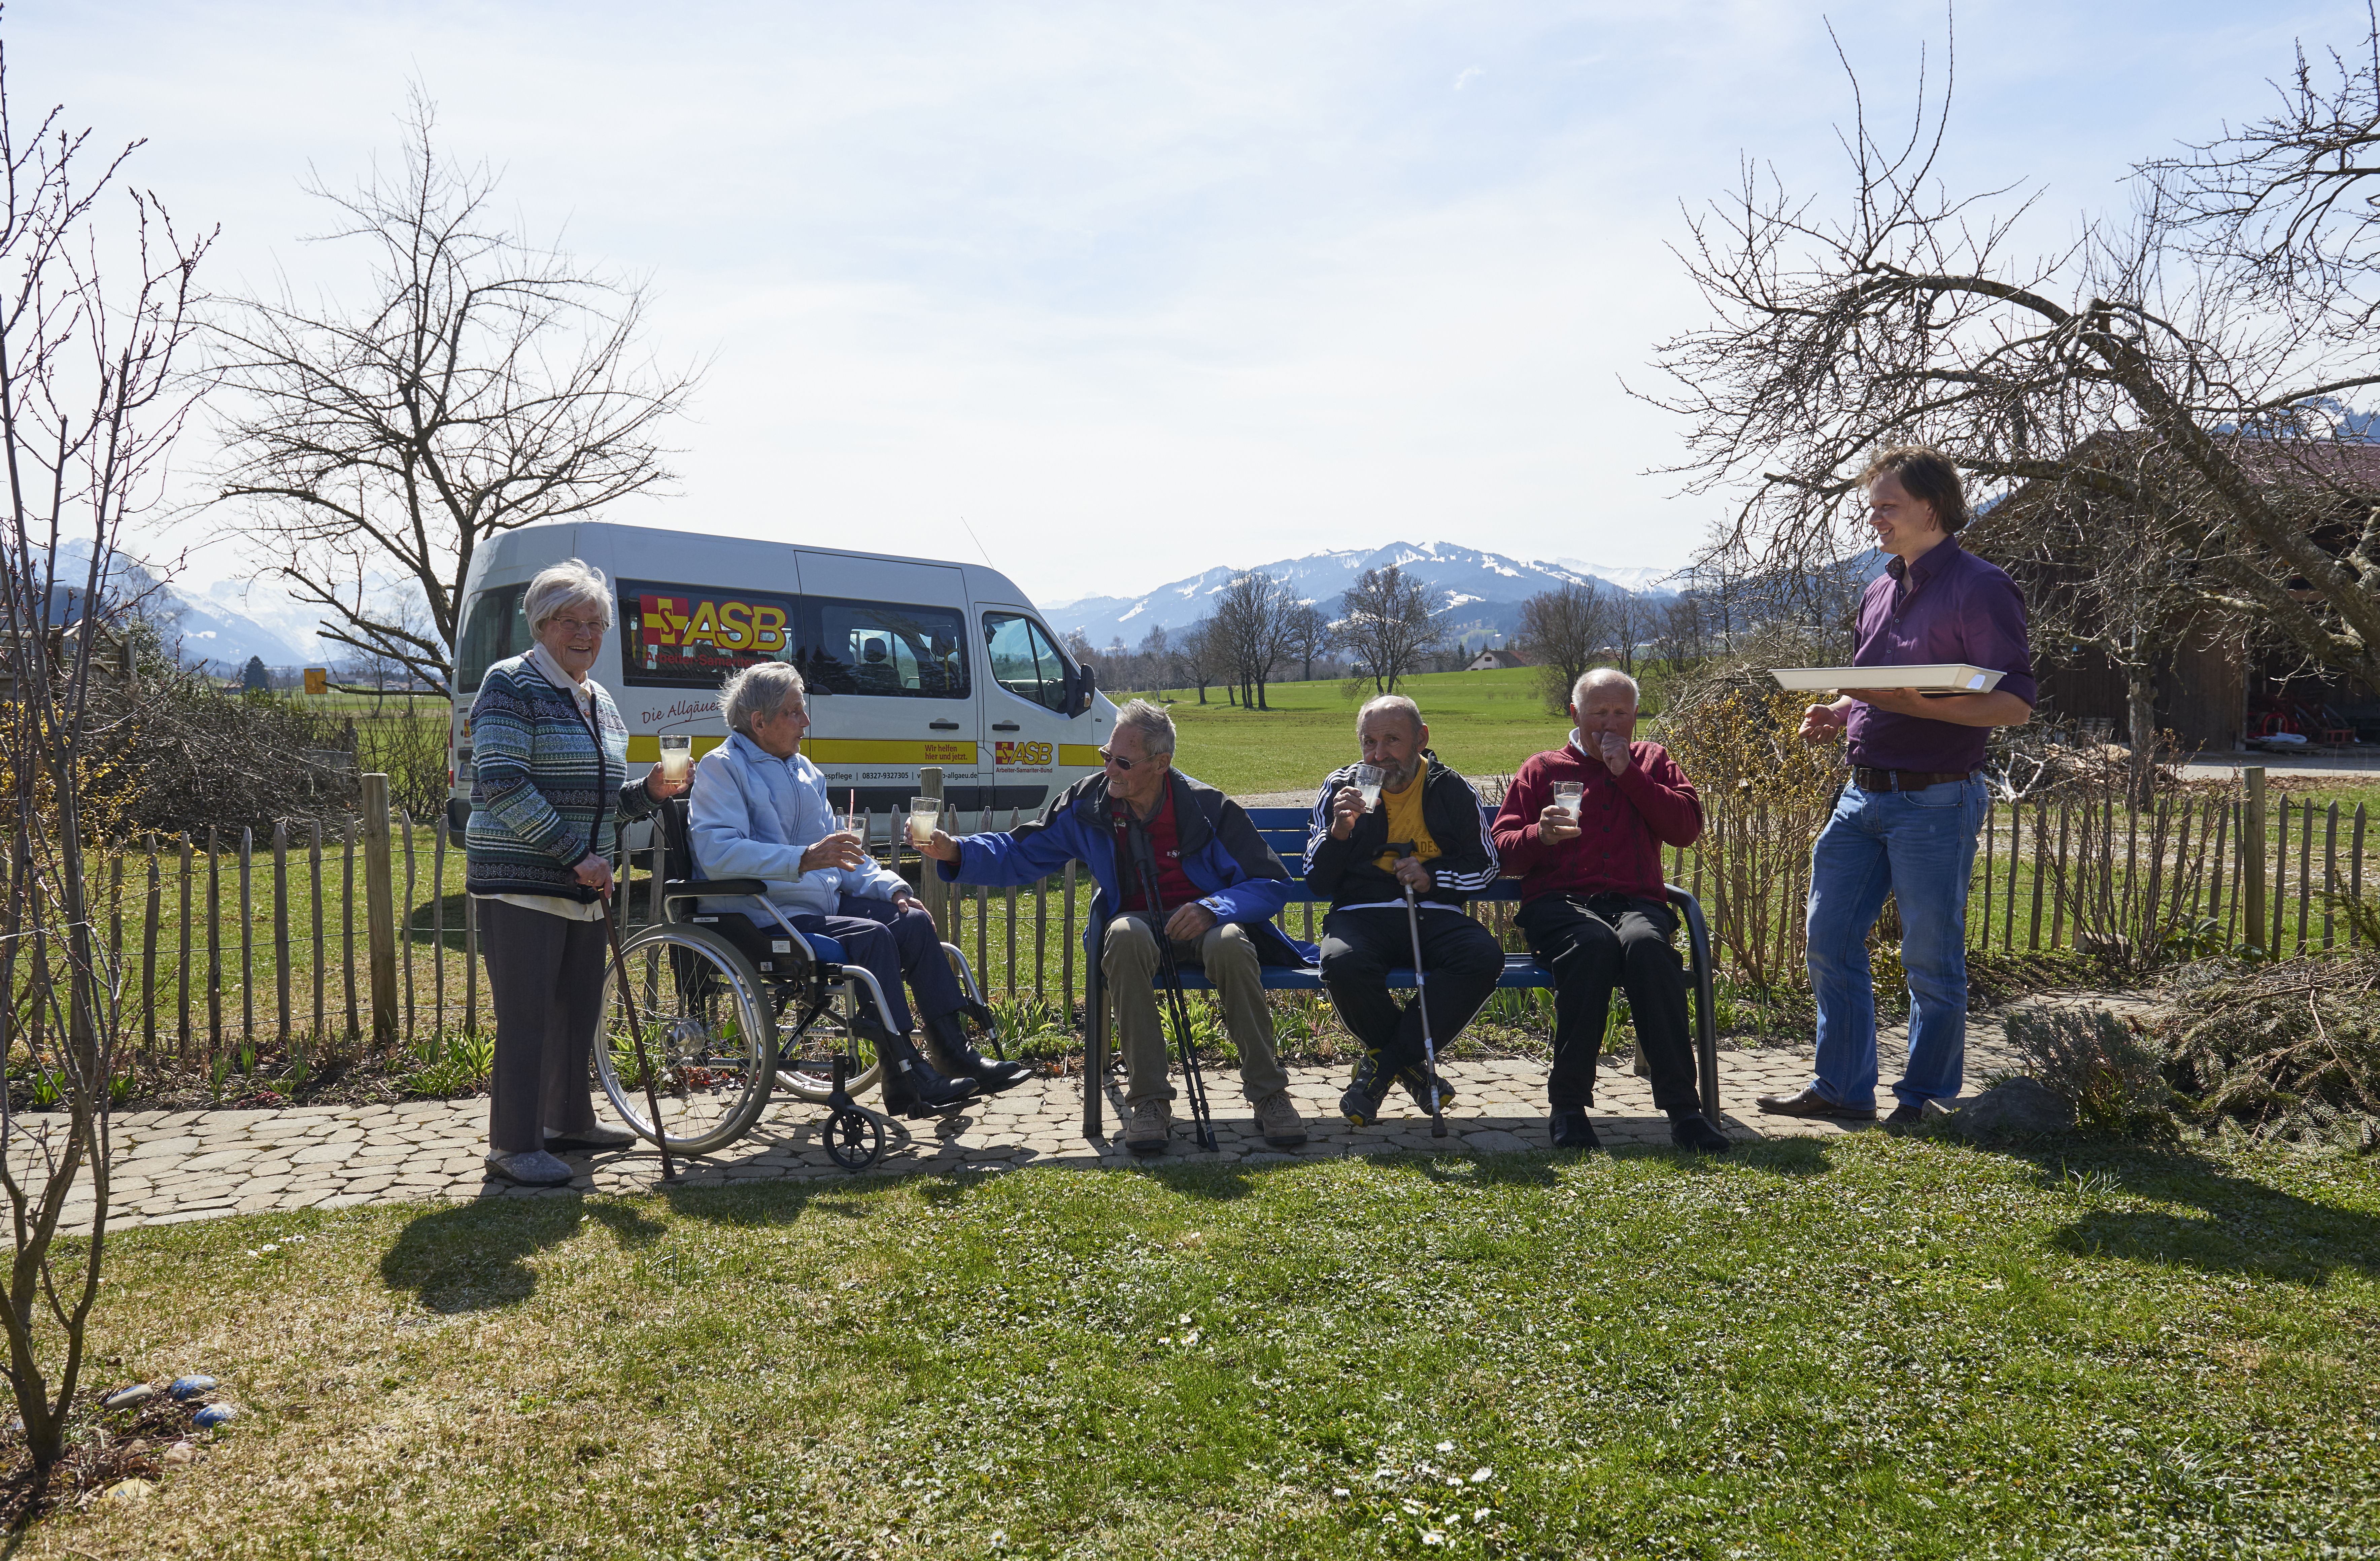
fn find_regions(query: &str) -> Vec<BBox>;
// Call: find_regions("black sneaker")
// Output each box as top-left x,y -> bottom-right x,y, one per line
1396,1065 -> 1457,1114
1340,1052 -> 1393,1127
1548,1109 -> 1600,1150
1669,1113 -> 1732,1153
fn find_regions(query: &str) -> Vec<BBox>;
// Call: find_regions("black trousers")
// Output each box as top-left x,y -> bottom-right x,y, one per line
1318,905 -> 1503,1074
1516,892 -> 1698,1113
479,898 -> 610,1153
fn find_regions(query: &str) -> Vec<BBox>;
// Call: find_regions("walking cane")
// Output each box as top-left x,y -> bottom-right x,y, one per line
1122,816 -> 1218,1152
1400,882 -> 1450,1140
602,888 -> 677,1181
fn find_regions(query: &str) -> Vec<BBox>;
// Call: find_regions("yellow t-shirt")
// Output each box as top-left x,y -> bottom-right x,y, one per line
1373,758 -> 1442,872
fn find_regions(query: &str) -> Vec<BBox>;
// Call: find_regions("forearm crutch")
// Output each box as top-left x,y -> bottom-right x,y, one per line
1126,823 -> 1218,1152
1401,883 -> 1449,1140
602,889 -> 678,1181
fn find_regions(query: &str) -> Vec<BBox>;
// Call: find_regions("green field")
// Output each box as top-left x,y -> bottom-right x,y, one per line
1127,666 -> 1584,797
53,1134 -> 2380,1558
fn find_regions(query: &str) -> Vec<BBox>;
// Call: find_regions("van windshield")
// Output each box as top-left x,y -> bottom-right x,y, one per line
455,583 -> 531,692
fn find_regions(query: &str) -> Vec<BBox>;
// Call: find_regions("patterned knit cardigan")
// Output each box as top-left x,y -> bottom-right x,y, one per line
465,655 -> 657,901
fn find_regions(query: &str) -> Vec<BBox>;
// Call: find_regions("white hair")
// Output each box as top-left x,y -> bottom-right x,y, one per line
1112,698 -> 1176,758
720,661 -> 807,735
1357,693 -> 1423,734
1571,667 -> 1640,709
523,558 -> 613,633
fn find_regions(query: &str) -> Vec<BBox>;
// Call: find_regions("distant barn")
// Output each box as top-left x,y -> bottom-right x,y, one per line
1464,647 -> 1529,672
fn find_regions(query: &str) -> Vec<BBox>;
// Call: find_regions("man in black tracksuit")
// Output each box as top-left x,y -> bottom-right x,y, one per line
1305,694 -> 1504,1127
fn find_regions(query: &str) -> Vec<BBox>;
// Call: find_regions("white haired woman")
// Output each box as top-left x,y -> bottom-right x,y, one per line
466,558 -> 689,1186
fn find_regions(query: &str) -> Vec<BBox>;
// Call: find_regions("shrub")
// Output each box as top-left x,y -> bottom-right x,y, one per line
2161,939 -> 2380,1146
1999,1004 -> 2176,1140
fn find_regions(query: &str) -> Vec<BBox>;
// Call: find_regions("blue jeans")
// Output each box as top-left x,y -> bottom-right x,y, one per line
1805,777 -> 1988,1110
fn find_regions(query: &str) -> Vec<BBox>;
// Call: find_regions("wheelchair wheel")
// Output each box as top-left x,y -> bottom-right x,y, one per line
596,923 -> 774,1156
772,985 -> 885,1104
822,1107 -> 883,1171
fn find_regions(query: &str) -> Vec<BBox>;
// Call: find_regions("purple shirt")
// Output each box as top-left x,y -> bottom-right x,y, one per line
1845,537 -> 2036,774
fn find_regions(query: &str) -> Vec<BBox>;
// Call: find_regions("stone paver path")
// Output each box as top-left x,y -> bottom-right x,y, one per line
96,996 -> 2154,1229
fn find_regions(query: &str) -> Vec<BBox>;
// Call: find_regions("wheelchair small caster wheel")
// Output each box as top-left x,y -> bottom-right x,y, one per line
824,1108 -> 882,1171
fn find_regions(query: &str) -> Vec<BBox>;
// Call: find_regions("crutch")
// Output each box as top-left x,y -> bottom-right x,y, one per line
1399,880 -> 1450,1140
1126,822 -> 1219,1152
601,888 -> 678,1181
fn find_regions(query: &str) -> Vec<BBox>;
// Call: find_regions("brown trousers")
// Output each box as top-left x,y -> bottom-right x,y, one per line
1100,916 -> 1289,1110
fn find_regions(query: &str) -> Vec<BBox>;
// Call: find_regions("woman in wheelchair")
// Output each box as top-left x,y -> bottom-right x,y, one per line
687,662 -> 1031,1116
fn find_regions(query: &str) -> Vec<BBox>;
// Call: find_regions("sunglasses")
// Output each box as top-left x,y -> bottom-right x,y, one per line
1097,746 -> 1146,771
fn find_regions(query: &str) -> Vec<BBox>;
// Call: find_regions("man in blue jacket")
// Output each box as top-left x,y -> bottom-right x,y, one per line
921,700 -> 1314,1155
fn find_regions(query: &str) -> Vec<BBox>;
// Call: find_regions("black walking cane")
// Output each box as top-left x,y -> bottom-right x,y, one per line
1122,817 -> 1219,1152
1386,841 -> 1450,1139
602,888 -> 678,1181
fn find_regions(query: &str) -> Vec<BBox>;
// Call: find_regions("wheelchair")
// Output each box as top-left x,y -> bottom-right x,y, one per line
592,797 -> 1006,1170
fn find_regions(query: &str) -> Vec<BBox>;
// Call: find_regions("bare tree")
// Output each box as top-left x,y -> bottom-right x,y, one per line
1135,622 -> 1169,694
0,66 -> 210,1495
1338,565 -> 1446,695
1285,599 -> 1333,681
1517,581 -> 1612,713
1211,570 -> 1298,709
207,92 -> 700,696
1174,618 -> 1222,704
1641,16 -> 2380,712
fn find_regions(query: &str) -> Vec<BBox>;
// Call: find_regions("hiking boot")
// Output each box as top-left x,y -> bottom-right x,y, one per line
1548,1109 -> 1600,1151
1397,1064 -> 1457,1114
922,1010 -> 1032,1092
1252,1091 -> 1308,1148
1340,1052 -> 1393,1127
1754,1086 -> 1877,1122
1882,1102 -> 1927,1132
1668,1112 -> 1732,1153
1126,1099 -> 1172,1155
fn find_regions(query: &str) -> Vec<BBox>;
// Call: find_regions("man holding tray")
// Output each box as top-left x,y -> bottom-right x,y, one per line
1759,446 -> 2035,1129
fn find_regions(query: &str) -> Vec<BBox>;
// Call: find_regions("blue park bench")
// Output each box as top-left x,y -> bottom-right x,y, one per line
1082,804 -> 1723,1136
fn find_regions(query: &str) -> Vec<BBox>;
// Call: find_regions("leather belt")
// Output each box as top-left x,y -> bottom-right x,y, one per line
1853,766 -> 1974,792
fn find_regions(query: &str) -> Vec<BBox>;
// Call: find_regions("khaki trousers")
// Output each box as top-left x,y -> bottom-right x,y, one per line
1101,916 -> 1289,1109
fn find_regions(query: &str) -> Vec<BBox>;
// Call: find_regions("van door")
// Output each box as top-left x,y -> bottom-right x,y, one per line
978,607 -> 1090,815
793,552 -> 983,813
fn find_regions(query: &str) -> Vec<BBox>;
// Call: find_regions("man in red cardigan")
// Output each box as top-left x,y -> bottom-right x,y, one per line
1491,668 -> 1730,1153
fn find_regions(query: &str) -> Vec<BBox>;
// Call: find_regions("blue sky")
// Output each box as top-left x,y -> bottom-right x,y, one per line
14,0 -> 2376,612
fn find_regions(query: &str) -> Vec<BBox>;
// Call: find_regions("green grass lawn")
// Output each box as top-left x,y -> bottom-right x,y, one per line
58,1134 -> 2380,1558
1137,666 -> 1582,797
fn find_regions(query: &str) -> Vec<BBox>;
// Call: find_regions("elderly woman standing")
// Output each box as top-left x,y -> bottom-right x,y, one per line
468,559 -> 688,1186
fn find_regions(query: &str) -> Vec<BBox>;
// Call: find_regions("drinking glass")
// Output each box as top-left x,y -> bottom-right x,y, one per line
840,810 -> 870,852
908,795 -> 941,846
1353,763 -> 1383,810
657,733 -> 693,785
1553,781 -> 1584,818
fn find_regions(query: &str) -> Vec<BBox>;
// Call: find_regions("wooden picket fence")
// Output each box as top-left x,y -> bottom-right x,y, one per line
82,768 -> 2379,1075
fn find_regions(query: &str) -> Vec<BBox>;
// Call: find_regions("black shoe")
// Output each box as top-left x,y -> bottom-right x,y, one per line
872,1027 -> 981,1118
1340,1051 -> 1393,1127
1668,1113 -> 1732,1153
923,1010 -> 1032,1092
1754,1086 -> 1878,1122
1549,1109 -> 1601,1150
1396,1064 -> 1457,1114
1882,1102 -> 1927,1132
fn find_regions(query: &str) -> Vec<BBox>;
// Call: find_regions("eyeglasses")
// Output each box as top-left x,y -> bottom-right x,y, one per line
548,617 -> 606,637
1097,746 -> 1143,771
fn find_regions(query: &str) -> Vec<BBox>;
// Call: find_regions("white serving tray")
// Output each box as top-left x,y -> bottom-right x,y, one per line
1769,664 -> 2005,693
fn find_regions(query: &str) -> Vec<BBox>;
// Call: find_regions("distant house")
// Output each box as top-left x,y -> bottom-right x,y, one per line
1464,648 -> 1529,672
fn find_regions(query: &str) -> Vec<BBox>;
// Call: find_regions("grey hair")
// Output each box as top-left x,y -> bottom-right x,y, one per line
523,558 -> 614,633
720,661 -> 807,736
1571,667 -> 1640,709
1112,698 -> 1176,758
1357,693 -> 1423,735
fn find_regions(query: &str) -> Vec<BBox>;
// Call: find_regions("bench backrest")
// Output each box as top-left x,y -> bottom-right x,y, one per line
1241,804 -> 1525,904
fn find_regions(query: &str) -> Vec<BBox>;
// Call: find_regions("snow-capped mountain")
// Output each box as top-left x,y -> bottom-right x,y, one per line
1042,542 -> 1678,650
52,541 -> 325,672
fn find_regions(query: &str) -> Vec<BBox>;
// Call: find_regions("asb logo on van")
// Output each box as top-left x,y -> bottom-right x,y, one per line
995,740 -> 1053,767
627,586 -> 793,680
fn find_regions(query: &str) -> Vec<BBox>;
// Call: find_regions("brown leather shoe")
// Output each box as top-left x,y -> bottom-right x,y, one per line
1755,1086 -> 1877,1122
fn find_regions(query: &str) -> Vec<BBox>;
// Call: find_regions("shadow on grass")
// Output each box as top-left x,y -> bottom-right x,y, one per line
377,1197 -> 660,1314
1992,1143 -> 2380,1285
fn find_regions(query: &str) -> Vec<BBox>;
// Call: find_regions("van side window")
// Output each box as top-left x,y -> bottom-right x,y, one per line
617,580 -> 800,689
455,583 -> 531,691
983,613 -> 1072,712
805,599 -> 970,700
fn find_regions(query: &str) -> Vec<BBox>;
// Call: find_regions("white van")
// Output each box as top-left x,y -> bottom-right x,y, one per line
447,522 -> 1113,834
